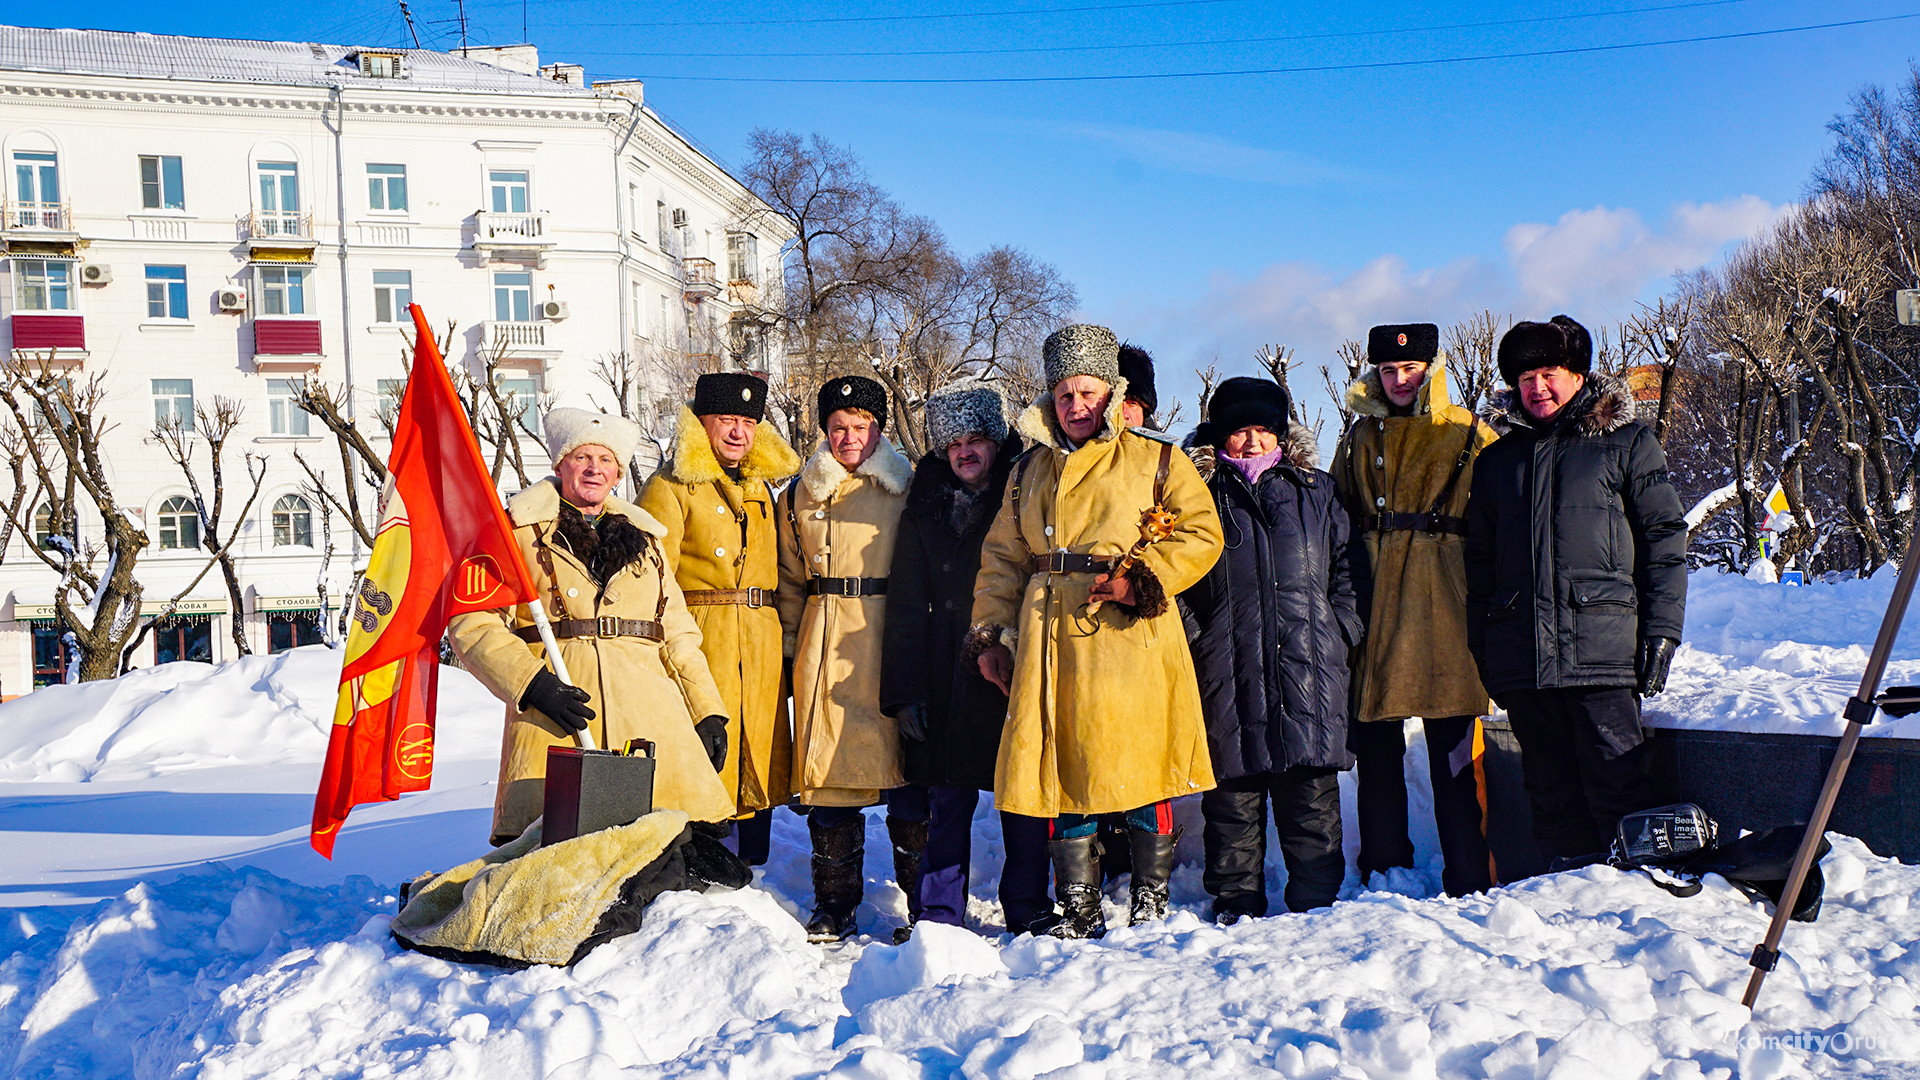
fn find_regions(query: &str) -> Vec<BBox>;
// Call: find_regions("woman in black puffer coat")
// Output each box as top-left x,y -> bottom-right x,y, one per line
1182,377 -> 1362,921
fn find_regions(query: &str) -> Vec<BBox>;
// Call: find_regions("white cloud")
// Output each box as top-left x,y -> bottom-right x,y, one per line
1504,196 -> 1784,311
1063,122 -> 1353,186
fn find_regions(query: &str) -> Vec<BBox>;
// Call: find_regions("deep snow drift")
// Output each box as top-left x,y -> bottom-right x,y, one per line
0,569 -> 1916,1079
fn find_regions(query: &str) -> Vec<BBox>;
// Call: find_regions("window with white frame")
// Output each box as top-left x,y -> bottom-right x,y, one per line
488,170 -> 529,214
632,281 -> 646,340
32,502 -> 74,550
11,150 -> 60,228
255,161 -> 300,234
493,271 -> 531,322
152,379 -> 194,431
12,259 -> 72,311
657,294 -> 671,346
627,182 -> 642,238
367,163 -> 407,213
157,495 -> 200,550
358,52 -> 403,78
377,377 -> 406,428
272,493 -> 314,547
145,265 -> 187,320
139,155 -> 185,210
656,201 -> 670,248
727,233 -> 757,283
267,378 -> 310,436
495,373 -> 540,433
372,270 -> 411,323
259,267 -> 309,315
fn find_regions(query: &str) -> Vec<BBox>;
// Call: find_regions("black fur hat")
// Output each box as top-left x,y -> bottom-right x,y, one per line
1196,377 -> 1291,449
1368,323 -> 1439,365
1498,315 -> 1593,386
1118,342 -> 1158,417
692,372 -> 768,421
818,374 -> 888,432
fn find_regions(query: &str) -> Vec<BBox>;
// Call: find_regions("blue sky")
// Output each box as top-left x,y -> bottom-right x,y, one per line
25,0 -> 1920,421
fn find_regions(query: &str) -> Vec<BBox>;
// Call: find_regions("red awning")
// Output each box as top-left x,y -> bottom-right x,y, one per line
10,314 -> 84,350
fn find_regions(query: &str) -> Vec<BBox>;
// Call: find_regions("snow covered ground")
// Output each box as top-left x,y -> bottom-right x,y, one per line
0,570 -> 1916,1079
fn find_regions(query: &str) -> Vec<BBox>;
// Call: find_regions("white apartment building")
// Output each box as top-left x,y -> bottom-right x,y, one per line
0,25 -> 791,694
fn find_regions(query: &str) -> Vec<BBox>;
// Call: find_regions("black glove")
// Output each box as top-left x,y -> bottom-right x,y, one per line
518,668 -> 594,733
1637,636 -> 1678,696
895,704 -> 929,742
695,715 -> 728,772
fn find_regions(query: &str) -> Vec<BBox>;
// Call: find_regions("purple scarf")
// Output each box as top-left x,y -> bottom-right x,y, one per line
1220,445 -> 1287,485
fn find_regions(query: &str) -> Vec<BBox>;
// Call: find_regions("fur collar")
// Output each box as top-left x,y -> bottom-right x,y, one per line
1013,376 -> 1132,452
508,477 -> 667,537
1345,354 -> 1457,420
1482,371 -> 1637,437
906,436 -> 1022,516
1190,422 -> 1319,483
798,433 -> 915,503
667,406 -> 801,486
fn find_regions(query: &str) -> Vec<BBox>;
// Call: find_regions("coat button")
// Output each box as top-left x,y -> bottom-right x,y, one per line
1375,497 -> 1385,507
1044,526 -> 1054,537
1375,456 -> 1384,467
813,553 -> 823,562
715,547 -> 726,558
566,587 -> 579,598
717,505 -> 728,513
943,600 -> 954,611
941,563 -> 951,572
814,510 -> 826,519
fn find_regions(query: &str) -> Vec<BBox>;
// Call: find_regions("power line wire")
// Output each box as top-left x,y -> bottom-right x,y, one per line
610,10 -> 1920,84
567,0 -> 1753,48
464,0 -> 1238,26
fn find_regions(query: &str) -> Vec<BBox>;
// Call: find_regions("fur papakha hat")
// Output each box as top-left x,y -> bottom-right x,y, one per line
925,381 -> 1009,451
818,374 -> 889,432
1196,377 -> 1291,450
1042,324 -> 1121,390
692,372 -> 768,421
544,407 -> 641,469
1367,323 -> 1439,366
1118,342 -> 1158,416
1498,315 -> 1593,386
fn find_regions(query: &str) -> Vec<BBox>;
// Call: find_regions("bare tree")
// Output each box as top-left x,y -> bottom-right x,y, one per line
1444,311 -> 1505,414
153,397 -> 268,656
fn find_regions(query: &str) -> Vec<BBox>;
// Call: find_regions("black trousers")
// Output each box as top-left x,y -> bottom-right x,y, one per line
1502,687 -> 1661,860
1353,716 -> 1495,896
1201,766 -> 1344,917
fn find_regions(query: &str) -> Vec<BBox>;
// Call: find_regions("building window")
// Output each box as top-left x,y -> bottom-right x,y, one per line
378,377 -> 406,428
493,271 -> 531,322
259,267 -> 308,316
12,259 -> 72,311
632,281 -> 646,340
657,294 -> 671,346
152,378 -> 194,431
255,160 -> 300,233
358,52 -> 403,78
656,201 -> 670,248
268,612 -> 324,653
32,502 -> 74,551
367,163 -> 407,213
153,617 -> 212,664
32,625 -> 73,688
12,150 -> 59,218
727,233 -> 757,284
267,378 -> 310,436
139,155 -> 185,210
488,170 -> 528,214
495,373 -> 539,431
145,265 -> 188,320
272,493 -> 314,547
157,495 -> 200,550
372,269 -> 411,323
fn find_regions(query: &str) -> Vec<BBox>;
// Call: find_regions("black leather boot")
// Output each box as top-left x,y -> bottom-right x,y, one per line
805,814 -> 865,943
1128,829 -> 1179,926
887,816 -> 928,944
1045,834 -> 1107,940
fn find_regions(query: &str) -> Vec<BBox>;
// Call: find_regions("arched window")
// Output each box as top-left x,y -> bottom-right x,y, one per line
157,496 -> 200,550
32,503 -> 55,549
272,494 -> 313,548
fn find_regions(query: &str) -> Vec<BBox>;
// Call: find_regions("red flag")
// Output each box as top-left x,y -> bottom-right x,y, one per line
310,304 -> 538,857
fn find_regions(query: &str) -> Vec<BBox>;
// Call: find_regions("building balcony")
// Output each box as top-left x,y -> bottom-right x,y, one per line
482,320 -> 561,358
253,319 -> 322,360
8,313 -> 86,362
682,257 -> 721,301
3,200 -> 74,235
242,211 -> 317,255
473,211 -> 554,266
726,278 -> 758,305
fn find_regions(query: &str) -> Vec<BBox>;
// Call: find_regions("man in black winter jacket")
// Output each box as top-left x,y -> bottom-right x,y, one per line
1465,316 -> 1686,870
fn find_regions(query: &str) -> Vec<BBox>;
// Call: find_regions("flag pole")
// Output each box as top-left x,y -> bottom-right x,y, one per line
527,598 -> 598,751
1739,526 -> 1920,1009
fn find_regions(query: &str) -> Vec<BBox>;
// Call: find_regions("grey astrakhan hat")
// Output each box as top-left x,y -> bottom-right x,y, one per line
925,382 -> 1008,451
1041,324 -> 1121,390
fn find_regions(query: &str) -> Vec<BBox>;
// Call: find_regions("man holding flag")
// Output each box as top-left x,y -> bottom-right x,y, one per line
312,304 -> 732,855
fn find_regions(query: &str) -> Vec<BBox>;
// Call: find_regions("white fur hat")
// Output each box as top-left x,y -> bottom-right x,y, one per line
543,407 -> 641,468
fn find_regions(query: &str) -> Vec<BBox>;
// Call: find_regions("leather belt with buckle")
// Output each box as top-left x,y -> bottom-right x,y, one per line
806,576 -> 888,598
683,587 -> 769,608
1366,512 -> 1469,537
1031,551 -> 1116,575
514,617 -> 665,643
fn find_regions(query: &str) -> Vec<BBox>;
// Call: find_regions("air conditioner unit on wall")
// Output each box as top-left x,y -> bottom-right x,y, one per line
217,288 -> 247,312
79,263 -> 111,284
671,208 -> 688,228
539,300 -> 569,320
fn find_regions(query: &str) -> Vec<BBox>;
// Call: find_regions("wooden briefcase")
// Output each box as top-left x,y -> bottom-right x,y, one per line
542,740 -> 655,846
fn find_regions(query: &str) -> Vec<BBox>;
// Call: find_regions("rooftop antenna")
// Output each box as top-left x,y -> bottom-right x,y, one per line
522,0 -> 528,43
398,0 -> 421,48
457,0 -> 468,53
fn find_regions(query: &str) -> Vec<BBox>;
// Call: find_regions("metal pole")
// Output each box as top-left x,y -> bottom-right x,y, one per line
526,597 -> 596,751
1740,523 -> 1920,1008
